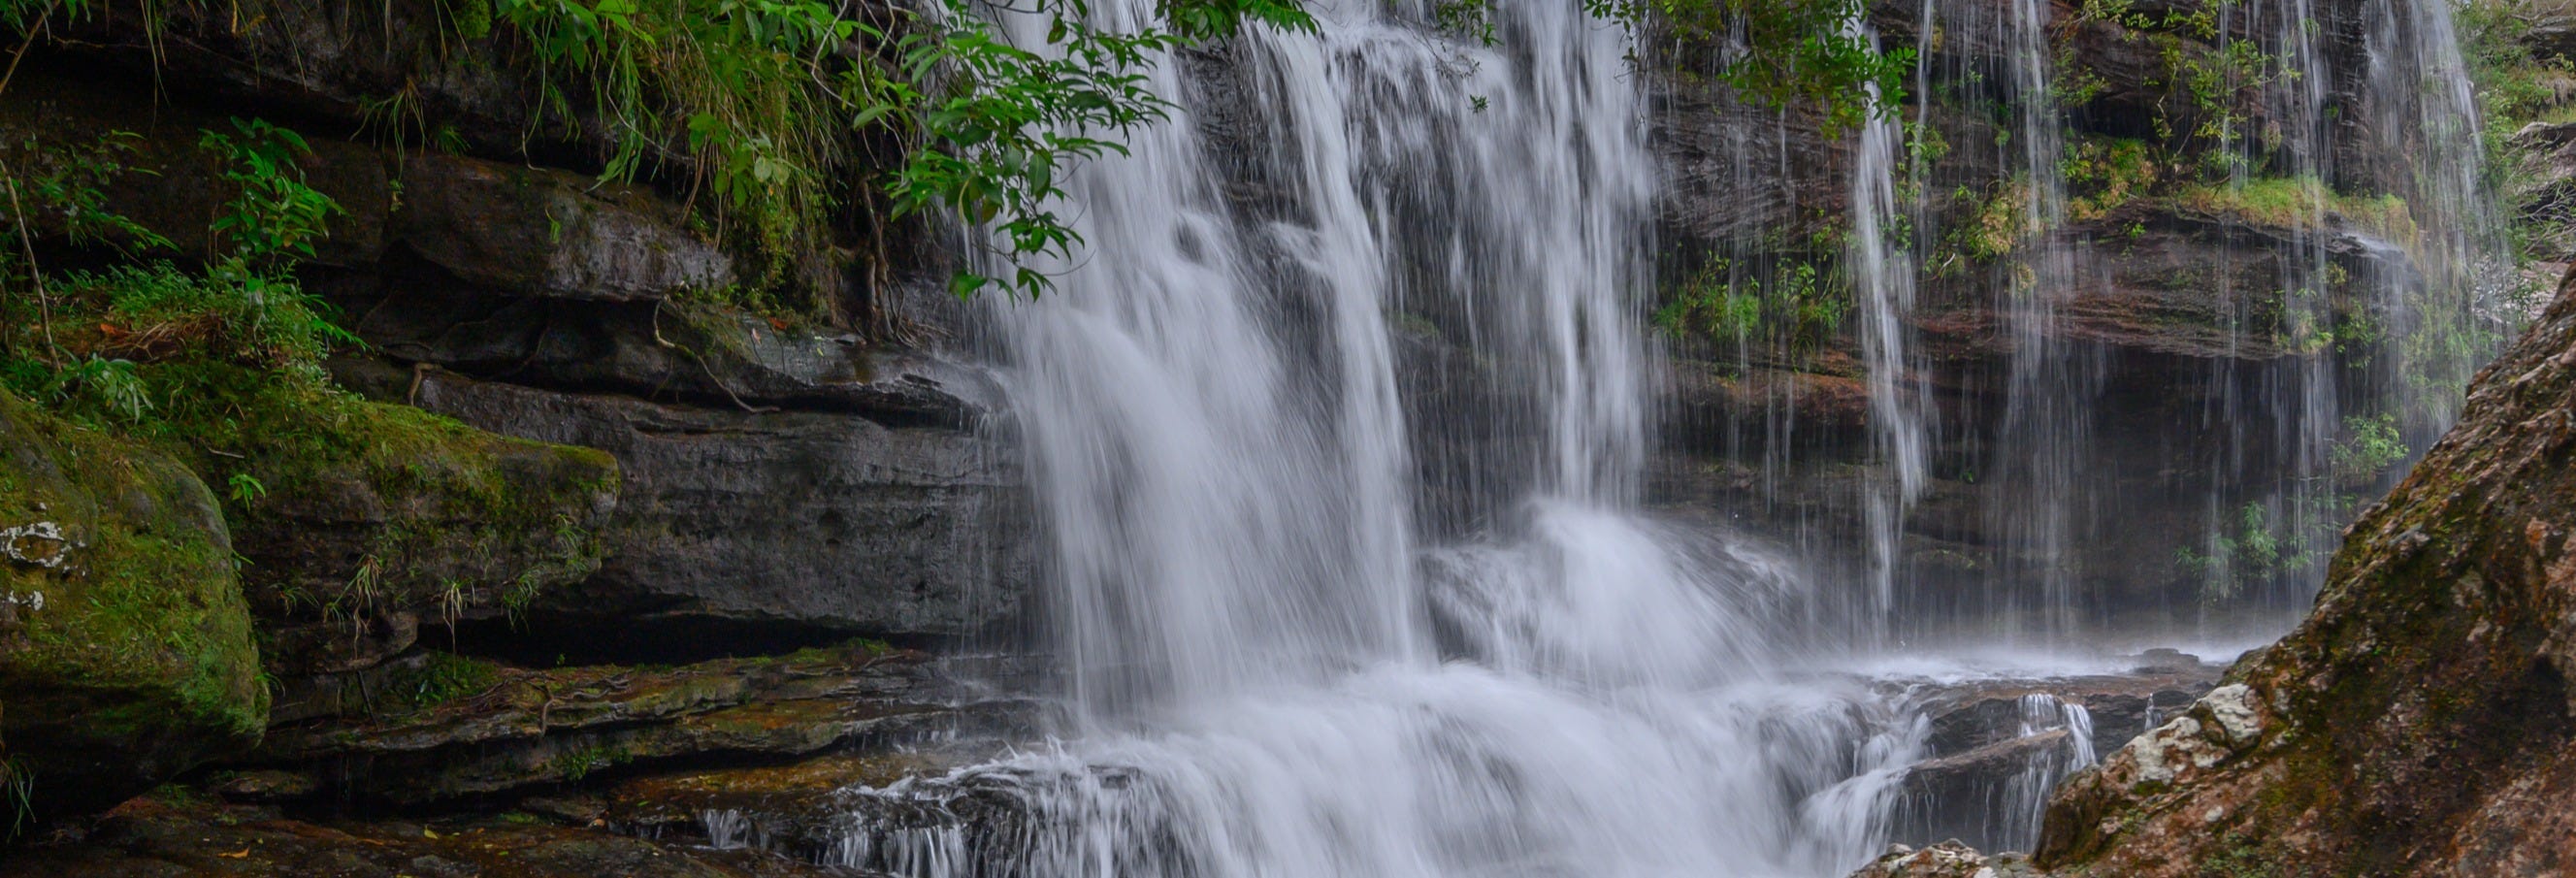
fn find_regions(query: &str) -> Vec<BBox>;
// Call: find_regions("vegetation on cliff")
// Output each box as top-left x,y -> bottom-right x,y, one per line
0,0 -> 1909,305
0,61 -> 622,827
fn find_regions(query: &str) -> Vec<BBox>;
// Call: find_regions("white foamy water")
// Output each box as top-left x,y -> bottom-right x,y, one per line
836,2 -> 1936,874
813,0 -> 2505,874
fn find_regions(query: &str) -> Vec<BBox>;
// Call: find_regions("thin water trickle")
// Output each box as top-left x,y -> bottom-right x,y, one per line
1850,19 -> 1931,642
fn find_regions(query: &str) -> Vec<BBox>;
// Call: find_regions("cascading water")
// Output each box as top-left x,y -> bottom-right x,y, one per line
798,0 -> 2519,873
1822,0 -> 2519,642
1999,694 -> 2097,847
1851,19 -> 1933,642
827,2 -> 1932,875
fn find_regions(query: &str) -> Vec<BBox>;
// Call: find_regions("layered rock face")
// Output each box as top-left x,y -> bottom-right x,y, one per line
1647,0 -> 2502,633
2022,274 -> 2576,876
0,0 -> 1035,832
1,16 -> 1033,652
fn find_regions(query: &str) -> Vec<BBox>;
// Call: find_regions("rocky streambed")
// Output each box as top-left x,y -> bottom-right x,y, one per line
0,645 -> 2234,875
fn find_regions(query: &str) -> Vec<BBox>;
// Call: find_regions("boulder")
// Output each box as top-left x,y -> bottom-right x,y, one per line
1850,841 -> 2039,878
2031,276 -> 2576,875
1888,667 -> 2221,853
0,389 -> 265,819
333,360 -> 1035,643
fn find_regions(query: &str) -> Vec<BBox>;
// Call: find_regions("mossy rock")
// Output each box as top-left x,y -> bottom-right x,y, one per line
0,388 -> 265,821
136,363 -> 619,675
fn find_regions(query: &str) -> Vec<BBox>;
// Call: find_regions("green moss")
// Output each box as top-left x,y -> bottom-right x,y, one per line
555,741 -> 634,782
1958,176 -> 2033,262
0,386 -> 267,751
2063,137 -> 2158,221
384,651 -> 505,710
104,361 -> 617,628
2168,178 -> 2417,243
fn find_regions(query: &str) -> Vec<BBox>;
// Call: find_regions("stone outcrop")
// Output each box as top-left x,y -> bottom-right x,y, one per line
0,390 -> 265,819
1640,0 -> 2470,629
202,374 -> 623,676
1851,841 -> 2042,878
332,360 -> 1033,644
7,20 -> 1033,649
235,641 -> 1040,806
387,152 -> 735,303
0,0 -> 1034,835
1886,663 -> 2223,852
2018,275 -> 2576,874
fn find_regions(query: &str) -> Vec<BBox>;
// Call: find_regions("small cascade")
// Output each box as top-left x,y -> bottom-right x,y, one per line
1999,694 -> 2099,848
1887,690 -> 2101,856
700,808 -> 763,852
827,677 -> 1928,876
1982,0 -> 2097,641
1818,0 -> 2520,641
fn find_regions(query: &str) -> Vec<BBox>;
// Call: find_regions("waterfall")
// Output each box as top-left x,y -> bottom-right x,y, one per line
1832,0 -> 2521,641
830,2 -> 1927,874
811,0 -> 2516,873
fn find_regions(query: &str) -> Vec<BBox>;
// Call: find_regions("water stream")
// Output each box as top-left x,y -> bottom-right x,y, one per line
801,0 -> 2509,874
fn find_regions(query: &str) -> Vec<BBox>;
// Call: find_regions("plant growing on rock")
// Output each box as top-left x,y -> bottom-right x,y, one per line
2327,413 -> 2409,488
2176,501 -> 2325,605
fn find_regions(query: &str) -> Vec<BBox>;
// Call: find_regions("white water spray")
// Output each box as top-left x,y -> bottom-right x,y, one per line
836,2 -> 1929,874
812,0 -> 2515,873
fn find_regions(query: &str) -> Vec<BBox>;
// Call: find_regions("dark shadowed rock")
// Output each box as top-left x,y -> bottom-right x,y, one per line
1888,667 -> 2221,854
338,290 -> 995,423
0,794 -> 850,878
169,370 -> 622,677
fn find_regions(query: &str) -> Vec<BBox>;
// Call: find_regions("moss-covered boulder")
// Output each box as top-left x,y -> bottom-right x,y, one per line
139,364 -> 620,676
0,389 -> 265,820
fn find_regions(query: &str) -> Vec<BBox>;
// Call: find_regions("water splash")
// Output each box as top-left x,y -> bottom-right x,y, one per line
858,0 -> 1930,874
